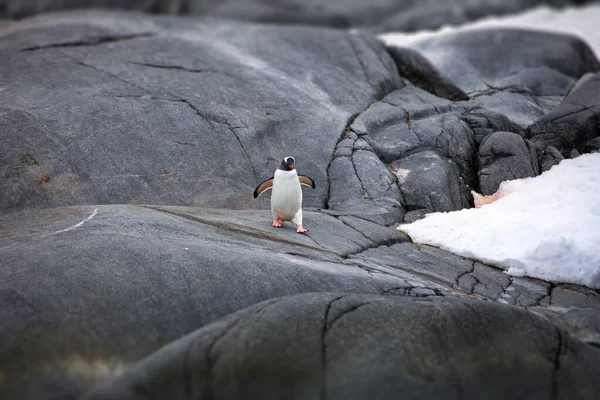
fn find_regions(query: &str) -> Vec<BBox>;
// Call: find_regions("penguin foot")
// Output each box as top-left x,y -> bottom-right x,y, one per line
272,220 -> 282,228
296,225 -> 309,234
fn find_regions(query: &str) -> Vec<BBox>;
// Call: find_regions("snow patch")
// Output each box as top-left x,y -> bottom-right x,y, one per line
398,153 -> 600,289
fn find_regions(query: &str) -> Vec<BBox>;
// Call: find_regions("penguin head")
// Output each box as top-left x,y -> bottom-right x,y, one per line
279,156 -> 295,171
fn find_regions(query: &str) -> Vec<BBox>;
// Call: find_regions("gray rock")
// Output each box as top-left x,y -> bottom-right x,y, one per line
350,86 -> 475,166
2,204 -> 600,399
0,0 -> 594,31
414,29 -> 599,95
528,72 -> 600,155
531,307 -> 600,346
402,208 -> 433,223
414,29 -> 600,126
478,131 -> 537,195
327,149 -> 405,226
581,137 -> 600,154
0,205 -> 421,400
355,242 -> 474,287
82,293 -> 600,400
0,11 -> 402,213
550,285 -> 600,309
540,145 -> 565,172
462,107 -> 524,145
385,45 -> 469,101
392,150 -> 471,212
2,10 -> 600,400
336,215 -> 409,245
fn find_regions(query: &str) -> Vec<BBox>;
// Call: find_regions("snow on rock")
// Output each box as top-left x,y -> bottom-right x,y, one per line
398,153 -> 600,289
379,4 -> 600,57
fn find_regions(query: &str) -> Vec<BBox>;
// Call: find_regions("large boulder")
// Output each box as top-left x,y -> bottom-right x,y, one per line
0,0 -> 593,30
0,11 -> 401,213
0,204 -> 412,400
2,10 -> 600,400
528,72 -> 600,156
385,45 -> 469,101
412,29 -> 600,126
391,150 -> 471,212
478,131 -> 539,195
82,293 -> 600,400
3,204 -> 599,399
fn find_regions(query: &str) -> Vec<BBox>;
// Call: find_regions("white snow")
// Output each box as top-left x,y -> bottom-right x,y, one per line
379,4 -> 600,57
398,153 -> 600,288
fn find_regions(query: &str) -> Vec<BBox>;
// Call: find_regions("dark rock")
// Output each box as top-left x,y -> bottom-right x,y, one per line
458,262 -> 511,300
2,204 -> 599,399
391,150 -> 471,212
478,131 -> 537,195
355,242 -> 474,287
528,72 -> 600,155
532,307 -> 600,346
414,29 -> 600,126
580,137 -> 600,153
327,148 -> 405,226
0,204 -> 426,400
82,293 -> 600,400
0,0 -> 594,32
414,29 -> 599,95
503,276 -> 552,307
351,86 -> 476,165
462,107 -> 524,145
336,215 -> 409,245
2,10 -> 600,400
402,208 -> 433,223
550,285 -> 600,309
385,45 -> 469,101
540,145 -> 565,172
0,11 -> 402,213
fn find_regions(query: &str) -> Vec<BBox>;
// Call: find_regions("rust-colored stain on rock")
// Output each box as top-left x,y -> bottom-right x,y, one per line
37,173 -> 51,184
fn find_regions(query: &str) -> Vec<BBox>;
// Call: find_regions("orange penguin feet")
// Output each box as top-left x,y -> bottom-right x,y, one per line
272,219 -> 282,228
296,225 -> 309,234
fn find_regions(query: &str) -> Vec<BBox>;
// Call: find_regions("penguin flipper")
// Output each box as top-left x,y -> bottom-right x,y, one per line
253,177 -> 274,198
298,175 -> 316,189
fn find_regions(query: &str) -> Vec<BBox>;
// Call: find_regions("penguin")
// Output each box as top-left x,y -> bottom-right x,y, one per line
253,156 -> 315,233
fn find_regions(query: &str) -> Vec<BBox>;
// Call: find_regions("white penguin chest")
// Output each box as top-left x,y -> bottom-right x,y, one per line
271,169 -> 302,218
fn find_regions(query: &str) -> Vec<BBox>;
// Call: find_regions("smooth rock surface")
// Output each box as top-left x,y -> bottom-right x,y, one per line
3,204 -> 600,399
528,72 -> 600,155
478,131 -> 538,195
0,11 -> 401,213
413,28 -> 600,126
0,205 -> 409,400
0,0 -> 593,31
392,150 -> 471,211
82,293 -> 600,400
2,10 -> 600,400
